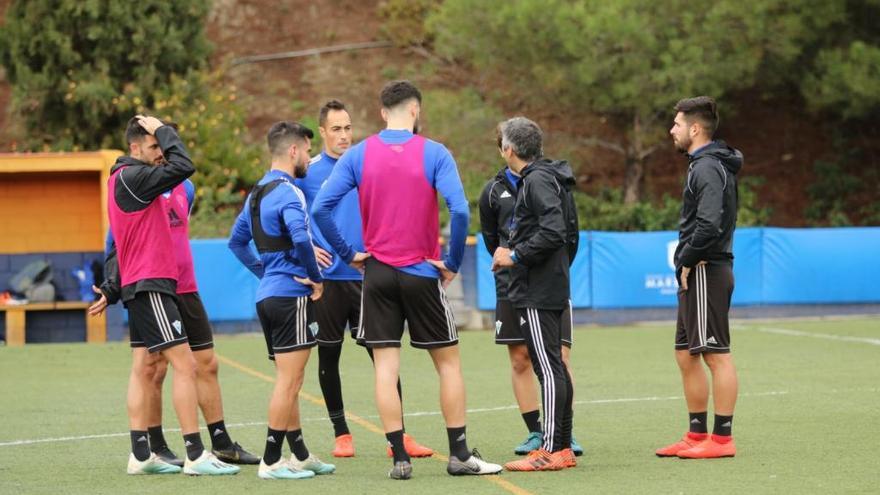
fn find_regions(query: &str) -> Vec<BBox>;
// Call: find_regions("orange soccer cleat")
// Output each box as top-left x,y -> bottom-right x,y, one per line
332,434 -> 355,458
655,432 -> 707,457
386,433 -> 434,458
504,449 -> 566,472
555,448 -> 577,468
677,435 -> 736,459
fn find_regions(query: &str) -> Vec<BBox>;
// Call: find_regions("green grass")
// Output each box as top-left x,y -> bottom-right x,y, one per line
1,317 -> 878,494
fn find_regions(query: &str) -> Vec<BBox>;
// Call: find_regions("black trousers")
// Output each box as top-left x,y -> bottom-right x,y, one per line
517,307 -> 573,452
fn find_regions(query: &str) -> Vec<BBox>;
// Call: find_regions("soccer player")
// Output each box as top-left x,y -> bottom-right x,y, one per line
656,96 -> 741,459
90,115 -> 239,475
491,117 -> 579,472
478,127 -> 583,458
294,100 -> 432,459
228,121 -> 336,480
312,81 -> 502,479
95,178 -> 260,467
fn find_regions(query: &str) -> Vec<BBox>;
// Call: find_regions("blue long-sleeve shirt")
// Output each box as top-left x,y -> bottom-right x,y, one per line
294,151 -> 364,281
228,169 -> 322,301
312,129 -> 469,278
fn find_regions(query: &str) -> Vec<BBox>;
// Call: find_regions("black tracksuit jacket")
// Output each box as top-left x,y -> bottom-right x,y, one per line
507,158 -> 579,311
478,167 -> 518,301
674,140 -> 743,271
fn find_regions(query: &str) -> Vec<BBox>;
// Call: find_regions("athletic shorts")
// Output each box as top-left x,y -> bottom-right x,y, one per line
127,291 -> 189,353
311,280 -> 363,347
256,296 -> 317,360
675,263 -> 734,354
358,257 -> 458,349
177,292 -> 214,351
495,299 -> 572,347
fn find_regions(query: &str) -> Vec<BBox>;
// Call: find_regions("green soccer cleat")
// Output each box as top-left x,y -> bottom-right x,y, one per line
571,436 -> 584,456
288,453 -> 336,475
127,453 -> 182,475
258,459 -> 316,480
183,451 -> 241,476
514,431 -> 543,455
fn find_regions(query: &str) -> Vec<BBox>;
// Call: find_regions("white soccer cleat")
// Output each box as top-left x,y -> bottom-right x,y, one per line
258,459 -> 316,480
126,452 -> 182,475
288,453 -> 336,475
447,448 -> 503,475
183,451 -> 240,475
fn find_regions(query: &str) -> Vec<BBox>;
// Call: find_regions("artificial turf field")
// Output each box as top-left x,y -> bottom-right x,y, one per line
1,317 -> 878,494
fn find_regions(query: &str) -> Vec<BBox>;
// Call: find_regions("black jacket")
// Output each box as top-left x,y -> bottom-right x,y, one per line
508,158 -> 579,310
674,140 -> 743,270
479,167 -> 518,300
100,125 -> 195,303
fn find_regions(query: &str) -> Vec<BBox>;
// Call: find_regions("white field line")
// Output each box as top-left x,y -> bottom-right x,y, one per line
0,390 -> 789,448
735,324 -> 880,346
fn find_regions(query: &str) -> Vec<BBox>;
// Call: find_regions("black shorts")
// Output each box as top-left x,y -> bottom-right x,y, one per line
496,299 -> 572,347
256,296 -> 317,360
177,292 -> 214,351
359,257 -> 457,349
128,291 -> 189,353
312,280 -> 363,347
676,263 -> 734,354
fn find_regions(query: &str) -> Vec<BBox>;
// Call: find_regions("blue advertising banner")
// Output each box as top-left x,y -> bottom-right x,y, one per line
591,231 -> 680,308
191,239 -> 259,320
761,227 -> 880,304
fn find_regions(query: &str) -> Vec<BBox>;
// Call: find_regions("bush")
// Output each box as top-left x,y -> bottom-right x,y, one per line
0,0 -> 212,150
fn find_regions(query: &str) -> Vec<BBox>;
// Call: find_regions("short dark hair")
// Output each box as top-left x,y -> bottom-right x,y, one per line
674,96 -> 719,136
125,116 -> 151,146
380,80 -> 422,109
499,117 -> 543,162
266,121 -> 314,156
319,100 -> 348,127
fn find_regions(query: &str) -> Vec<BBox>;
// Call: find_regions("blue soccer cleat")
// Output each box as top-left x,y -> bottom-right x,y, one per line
513,431 -> 543,455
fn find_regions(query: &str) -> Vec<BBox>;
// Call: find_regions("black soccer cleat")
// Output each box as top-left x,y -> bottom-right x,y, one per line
212,442 -> 261,465
152,444 -> 184,467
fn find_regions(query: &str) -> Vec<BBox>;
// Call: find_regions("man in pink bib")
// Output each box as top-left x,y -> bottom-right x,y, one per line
312,81 -> 502,480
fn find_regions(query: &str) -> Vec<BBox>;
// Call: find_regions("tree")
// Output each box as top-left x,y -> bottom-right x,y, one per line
429,0 -> 843,204
0,0 -> 212,150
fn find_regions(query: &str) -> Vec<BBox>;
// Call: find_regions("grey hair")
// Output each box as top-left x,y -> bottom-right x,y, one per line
499,117 -> 543,162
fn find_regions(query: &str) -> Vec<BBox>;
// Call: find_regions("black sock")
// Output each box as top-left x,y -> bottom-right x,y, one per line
147,425 -> 166,452
522,410 -> 542,434
263,428 -> 286,465
319,346 -> 351,436
130,430 -> 150,461
689,411 -> 708,434
182,432 -> 204,461
367,346 -> 406,432
207,420 -> 234,451
446,426 -> 470,460
286,429 -> 310,461
713,414 -> 733,437
328,409 -> 350,437
386,429 -> 409,463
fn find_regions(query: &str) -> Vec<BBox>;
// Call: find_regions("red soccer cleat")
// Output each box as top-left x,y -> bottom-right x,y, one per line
677,435 -> 736,459
386,433 -> 434,458
332,434 -> 355,458
655,432 -> 707,457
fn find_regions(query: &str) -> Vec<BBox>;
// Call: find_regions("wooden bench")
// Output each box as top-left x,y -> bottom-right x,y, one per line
1,301 -> 106,346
